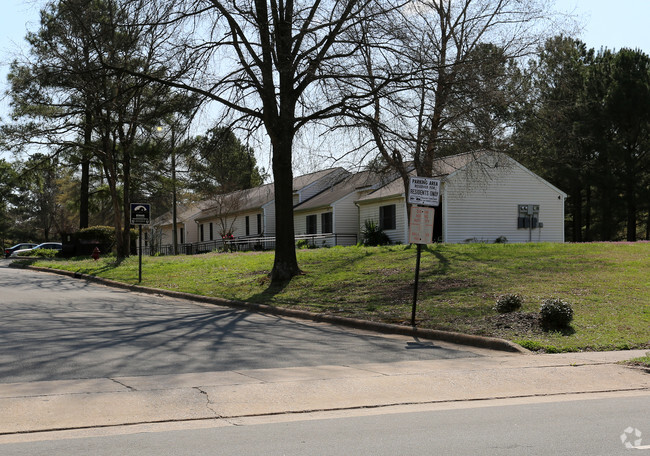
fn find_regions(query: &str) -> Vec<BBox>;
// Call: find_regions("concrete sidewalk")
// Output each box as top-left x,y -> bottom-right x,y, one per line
1,348 -> 648,436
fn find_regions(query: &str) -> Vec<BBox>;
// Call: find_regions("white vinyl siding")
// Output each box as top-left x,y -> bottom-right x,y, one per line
262,201 -> 275,236
198,210 -> 266,239
294,192 -> 363,247
358,197 -> 407,244
443,160 -> 565,243
333,192 -> 362,245
293,208 -> 336,246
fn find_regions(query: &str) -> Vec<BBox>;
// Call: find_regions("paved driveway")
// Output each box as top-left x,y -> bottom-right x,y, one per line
0,261 -> 480,383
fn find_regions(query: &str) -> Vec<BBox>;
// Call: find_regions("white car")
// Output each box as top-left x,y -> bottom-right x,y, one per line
10,242 -> 62,257
4,243 -> 38,258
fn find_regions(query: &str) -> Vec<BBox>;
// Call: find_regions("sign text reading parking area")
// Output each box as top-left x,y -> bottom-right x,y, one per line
408,177 -> 440,207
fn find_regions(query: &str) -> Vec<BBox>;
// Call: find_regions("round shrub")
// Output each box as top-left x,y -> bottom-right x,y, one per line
540,298 -> 574,329
494,293 -> 523,313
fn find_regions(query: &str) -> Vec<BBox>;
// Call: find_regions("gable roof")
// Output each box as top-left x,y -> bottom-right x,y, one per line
356,151 -> 566,204
196,183 -> 275,220
195,167 -> 348,221
151,202 -> 206,227
293,170 -> 384,212
354,152 -> 495,204
429,152 -> 488,176
292,167 -> 346,191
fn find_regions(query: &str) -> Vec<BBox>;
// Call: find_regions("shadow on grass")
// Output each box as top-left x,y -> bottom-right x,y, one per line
424,245 -> 451,275
245,277 -> 292,305
74,257 -> 127,276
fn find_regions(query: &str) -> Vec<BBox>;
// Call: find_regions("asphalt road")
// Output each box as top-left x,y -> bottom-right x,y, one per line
0,261 -> 479,382
2,394 -> 649,455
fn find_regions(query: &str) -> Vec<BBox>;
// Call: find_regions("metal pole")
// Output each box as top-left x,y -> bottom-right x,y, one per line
171,128 -> 178,255
411,243 -> 422,327
138,225 -> 143,283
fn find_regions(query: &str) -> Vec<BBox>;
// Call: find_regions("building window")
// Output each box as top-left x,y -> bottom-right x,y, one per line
245,216 -> 250,236
200,224 -> 205,242
179,227 -> 185,244
209,222 -> 213,241
306,214 -> 317,234
257,214 -> 262,234
321,212 -> 333,233
379,204 -> 396,230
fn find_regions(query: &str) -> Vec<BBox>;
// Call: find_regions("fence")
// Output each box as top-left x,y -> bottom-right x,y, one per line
140,233 -> 358,256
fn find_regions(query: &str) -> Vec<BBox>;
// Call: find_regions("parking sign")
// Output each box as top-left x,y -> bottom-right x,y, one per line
130,203 -> 151,225
408,177 -> 440,207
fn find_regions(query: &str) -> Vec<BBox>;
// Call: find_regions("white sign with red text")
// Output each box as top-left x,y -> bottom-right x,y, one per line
409,206 -> 435,245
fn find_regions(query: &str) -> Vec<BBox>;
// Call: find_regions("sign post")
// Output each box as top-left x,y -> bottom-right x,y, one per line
408,177 -> 440,327
130,203 -> 151,283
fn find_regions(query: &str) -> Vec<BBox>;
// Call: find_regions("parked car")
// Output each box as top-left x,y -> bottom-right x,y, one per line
10,242 -> 62,258
4,243 -> 38,258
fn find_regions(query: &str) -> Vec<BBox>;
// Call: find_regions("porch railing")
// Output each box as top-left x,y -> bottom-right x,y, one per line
140,233 -> 357,256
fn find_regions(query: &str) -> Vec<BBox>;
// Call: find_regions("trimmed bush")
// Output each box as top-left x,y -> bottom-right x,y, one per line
21,249 -> 60,259
540,298 -> 574,329
77,226 -> 116,244
494,293 -> 523,313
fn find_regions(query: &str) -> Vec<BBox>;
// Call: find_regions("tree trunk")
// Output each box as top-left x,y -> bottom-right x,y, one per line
624,151 -> 637,241
108,176 -> 124,258
80,110 -> 92,229
571,183 -> 582,242
270,128 -> 300,284
101,131 -> 124,259
585,183 -> 592,241
120,147 -> 132,258
80,158 -> 90,229
600,191 -> 615,241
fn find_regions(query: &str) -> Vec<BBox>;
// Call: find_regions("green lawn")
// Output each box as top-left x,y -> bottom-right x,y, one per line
27,242 -> 650,353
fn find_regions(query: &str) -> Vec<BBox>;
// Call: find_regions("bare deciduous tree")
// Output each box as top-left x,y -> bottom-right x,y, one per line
343,0 -> 561,208
117,0 -> 401,283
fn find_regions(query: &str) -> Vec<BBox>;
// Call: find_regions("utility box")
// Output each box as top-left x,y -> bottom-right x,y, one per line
518,204 -> 539,228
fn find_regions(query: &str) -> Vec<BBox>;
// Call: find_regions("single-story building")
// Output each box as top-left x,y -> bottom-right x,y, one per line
147,152 -> 566,254
292,170 -> 392,246
356,151 -> 567,244
196,167 -> 350,250
147,202 -> 207,254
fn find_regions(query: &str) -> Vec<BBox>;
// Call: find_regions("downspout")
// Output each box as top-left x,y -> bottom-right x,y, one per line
332,205 -> 336,246
402,193 -> 409,244
442,182 -> 448,243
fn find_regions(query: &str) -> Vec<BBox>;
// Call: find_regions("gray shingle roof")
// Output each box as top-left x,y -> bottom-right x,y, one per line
293,170 -> 383,212
356,152 -> 486,204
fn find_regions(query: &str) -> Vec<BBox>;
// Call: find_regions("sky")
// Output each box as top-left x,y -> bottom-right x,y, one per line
2,0 -> 650,160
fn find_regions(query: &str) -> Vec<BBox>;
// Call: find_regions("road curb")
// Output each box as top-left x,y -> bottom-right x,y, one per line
23,265 -> 529,354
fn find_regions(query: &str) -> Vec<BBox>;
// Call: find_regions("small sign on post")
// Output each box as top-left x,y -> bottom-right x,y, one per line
409,206 -> 435,245
408,177 -> 440,327
408,176 -> 440,207
130,203 -> 151,226
130,203 -> 151,283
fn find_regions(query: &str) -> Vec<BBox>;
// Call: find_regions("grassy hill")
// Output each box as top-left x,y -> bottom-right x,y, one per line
28,242 -> 650,353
